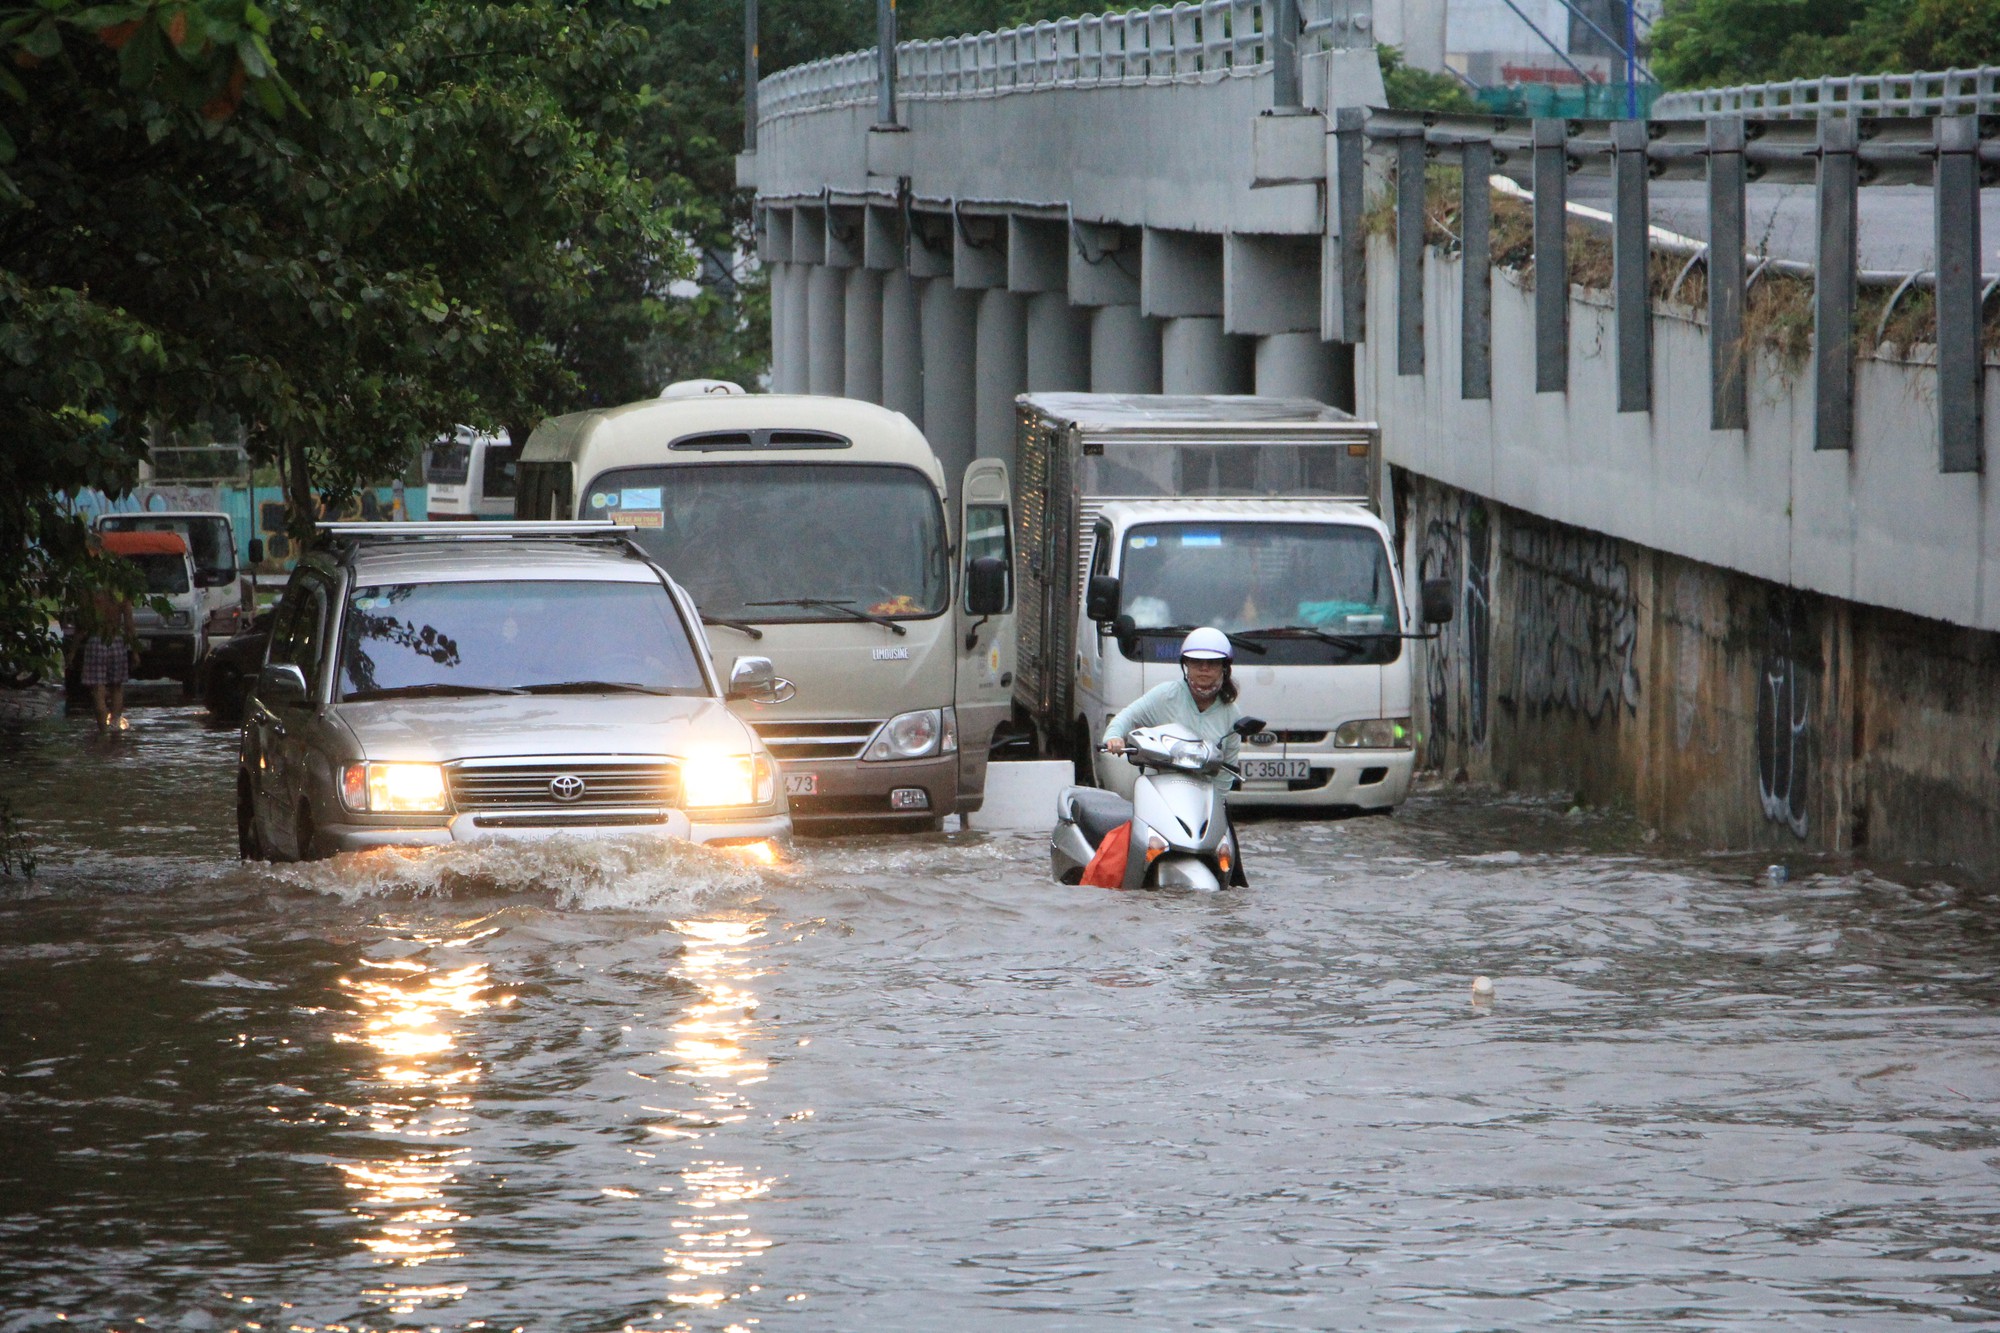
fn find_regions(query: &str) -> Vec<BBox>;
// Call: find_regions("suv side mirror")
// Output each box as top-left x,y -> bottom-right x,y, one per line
966,555 -> 1007,617
726,655 -> 791,704
1085,574 -> 1121,623
256,663 -> 308,706
1421,578 -> 1455,626
247,538 -> 265,565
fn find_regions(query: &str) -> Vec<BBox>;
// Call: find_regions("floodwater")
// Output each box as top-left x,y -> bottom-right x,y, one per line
2,689 -> 1997,1332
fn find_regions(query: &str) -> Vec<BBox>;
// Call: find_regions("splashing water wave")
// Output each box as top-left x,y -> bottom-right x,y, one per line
271,834 -> 788,911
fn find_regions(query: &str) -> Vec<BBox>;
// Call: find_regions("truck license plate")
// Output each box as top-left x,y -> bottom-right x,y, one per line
1241,758 -> 1310,781
784,773 -> 818,797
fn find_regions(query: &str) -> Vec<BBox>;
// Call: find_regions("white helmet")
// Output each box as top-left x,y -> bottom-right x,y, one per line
1179,626 -> 1233,661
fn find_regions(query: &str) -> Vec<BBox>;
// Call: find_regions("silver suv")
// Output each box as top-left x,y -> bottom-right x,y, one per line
238,522 -> 789,860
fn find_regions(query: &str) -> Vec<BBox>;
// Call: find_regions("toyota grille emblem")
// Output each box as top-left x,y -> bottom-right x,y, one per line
549,774 -> 587,803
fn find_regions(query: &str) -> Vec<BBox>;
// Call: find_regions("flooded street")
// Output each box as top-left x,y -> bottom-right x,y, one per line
2,691 -> 1998,1331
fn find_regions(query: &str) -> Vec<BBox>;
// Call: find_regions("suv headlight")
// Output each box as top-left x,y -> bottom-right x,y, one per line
681,751 -> 777,809
1333,717 -> 1413,750
342,762 -> 450,813
863,707 -> 958,761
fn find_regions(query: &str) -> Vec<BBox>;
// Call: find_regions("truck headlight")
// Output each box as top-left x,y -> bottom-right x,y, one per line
168,611 -> 190,627
863,708 -> 958,761
681,751 -> 776,809
1333,717 -> 1413,750
342,762 -> 450,813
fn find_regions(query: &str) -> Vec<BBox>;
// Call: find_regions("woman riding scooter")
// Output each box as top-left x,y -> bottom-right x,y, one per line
1077,627 -> 1249,888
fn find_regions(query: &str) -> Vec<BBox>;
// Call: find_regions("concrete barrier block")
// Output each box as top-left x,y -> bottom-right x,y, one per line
965,760 -> 1073,832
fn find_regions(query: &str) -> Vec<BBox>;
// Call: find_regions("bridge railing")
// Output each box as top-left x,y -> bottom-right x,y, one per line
1654,66 -> 2000,119
759,0 -> 1373,122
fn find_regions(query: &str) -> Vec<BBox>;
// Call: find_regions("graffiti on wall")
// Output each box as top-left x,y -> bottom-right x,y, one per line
1418,492 -> 1491,771
1756,594 -> 1812,838
1508,524 -> 1642,722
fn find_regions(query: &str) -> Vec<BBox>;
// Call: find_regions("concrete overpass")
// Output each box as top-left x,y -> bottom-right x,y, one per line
740,3 -> 2000,874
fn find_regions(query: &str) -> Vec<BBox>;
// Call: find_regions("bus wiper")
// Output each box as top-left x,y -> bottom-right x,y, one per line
343,683 -> 526,701
700,613 -> 764,640
746,597 -> 908,636
1141,623 -> 1268,656
518,680 -> 682,696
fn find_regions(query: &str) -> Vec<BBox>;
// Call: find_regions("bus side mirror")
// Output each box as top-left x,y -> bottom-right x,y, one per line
1085,575 -> 1121,622
966,556 -> 1007,617
1421,578 -> 1454,626
247,538 -> 265,565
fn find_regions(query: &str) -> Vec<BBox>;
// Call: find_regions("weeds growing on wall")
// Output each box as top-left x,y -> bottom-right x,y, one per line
1369,162 -> 1995,367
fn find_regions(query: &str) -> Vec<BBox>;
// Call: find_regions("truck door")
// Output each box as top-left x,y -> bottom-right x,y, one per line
955,459 -> 1016,811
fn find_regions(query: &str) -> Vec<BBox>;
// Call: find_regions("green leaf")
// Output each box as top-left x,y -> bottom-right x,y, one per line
21,18 -> 62,58
235,34 -> 267,78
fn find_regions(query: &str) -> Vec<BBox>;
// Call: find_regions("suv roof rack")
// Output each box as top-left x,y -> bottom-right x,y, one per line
316,521 -> 633,541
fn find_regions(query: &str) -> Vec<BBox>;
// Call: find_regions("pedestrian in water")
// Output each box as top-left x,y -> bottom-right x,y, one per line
74,582 -> 136,733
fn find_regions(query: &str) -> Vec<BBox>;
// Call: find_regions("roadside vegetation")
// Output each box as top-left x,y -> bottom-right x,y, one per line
1651,0 -> 2000,88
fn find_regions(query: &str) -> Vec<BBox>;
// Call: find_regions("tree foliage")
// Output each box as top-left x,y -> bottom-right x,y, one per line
1652,0 -> 2000,89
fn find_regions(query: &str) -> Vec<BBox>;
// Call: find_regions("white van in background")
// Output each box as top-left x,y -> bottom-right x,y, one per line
424,427 -> 518,519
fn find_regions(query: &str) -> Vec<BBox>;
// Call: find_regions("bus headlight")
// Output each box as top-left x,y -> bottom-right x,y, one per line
681,751 -> 776,809
343,762 -> 450,813
863,708 -> 959,761
1333,717 -> 1413,749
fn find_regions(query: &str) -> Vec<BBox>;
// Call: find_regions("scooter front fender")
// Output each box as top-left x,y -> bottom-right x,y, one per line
1149,855 -> 1223,891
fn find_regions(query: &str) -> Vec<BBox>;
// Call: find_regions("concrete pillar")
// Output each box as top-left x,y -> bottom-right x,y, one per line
920,278 -> 978,489
974,289 -> 1026,467
843,267 -> 883,403
777,264 -> 810,394
767,261 -> 789,391
881,268 -> 923,425
806,265 -> 845,396
1025,292 -> 1090,392
1254,332 -> 1342,403
1089,304 -> 1162,393
1161,316 -> 1252,394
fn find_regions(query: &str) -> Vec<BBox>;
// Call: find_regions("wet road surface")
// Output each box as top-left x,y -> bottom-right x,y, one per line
2,688 -> 1997,1330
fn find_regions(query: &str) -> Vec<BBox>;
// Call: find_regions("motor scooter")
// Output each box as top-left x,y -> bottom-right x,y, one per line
1050,718 -> 1264,890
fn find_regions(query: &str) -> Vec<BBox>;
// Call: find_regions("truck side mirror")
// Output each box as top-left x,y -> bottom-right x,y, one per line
966,555 -> 1007,617
1111,613 -> 1138,656
247,538 -> 265,565
1421,578 -> 1455,626
1085,574 -> 1121,622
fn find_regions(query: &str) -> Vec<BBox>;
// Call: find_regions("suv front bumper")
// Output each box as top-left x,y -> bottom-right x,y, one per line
320,807 -> 791,854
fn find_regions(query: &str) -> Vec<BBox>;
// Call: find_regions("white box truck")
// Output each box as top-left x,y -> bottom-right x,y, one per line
1012,393 -> 1448,814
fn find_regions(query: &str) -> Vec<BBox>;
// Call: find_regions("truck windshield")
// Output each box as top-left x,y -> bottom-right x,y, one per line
130,553 -> 191,596
337,581 -> 707,701
581,463 -> 949,623
100,515 -> 234,581
1117,521 -> 1401,666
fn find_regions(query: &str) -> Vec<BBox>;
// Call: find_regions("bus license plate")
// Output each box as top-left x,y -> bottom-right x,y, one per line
1241,759 -> 1310,781
785,773 -> 818,797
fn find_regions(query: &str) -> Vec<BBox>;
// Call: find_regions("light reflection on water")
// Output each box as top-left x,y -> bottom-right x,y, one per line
0,696 -> 1997,1330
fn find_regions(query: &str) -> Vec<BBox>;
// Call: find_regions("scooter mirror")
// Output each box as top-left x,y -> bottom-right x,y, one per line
1232,716 -> 1268,739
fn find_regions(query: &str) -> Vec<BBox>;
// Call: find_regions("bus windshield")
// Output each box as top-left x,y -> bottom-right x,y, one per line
1117,520 -> 1401,666
581,463 -> 950,623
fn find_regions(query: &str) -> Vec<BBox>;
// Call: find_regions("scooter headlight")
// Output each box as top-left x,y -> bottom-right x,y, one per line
1166,738 -> 1212,770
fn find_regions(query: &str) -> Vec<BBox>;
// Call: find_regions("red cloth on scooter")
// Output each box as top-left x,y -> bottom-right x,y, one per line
1080,821 -> 1132,888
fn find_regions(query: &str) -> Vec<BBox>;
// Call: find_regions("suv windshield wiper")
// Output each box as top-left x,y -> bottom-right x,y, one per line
342,683 -> 526,701
1131,623 -> 1268,656
746,597 -> 909,636
517,680 -> 683,696
700,613 -> 764,640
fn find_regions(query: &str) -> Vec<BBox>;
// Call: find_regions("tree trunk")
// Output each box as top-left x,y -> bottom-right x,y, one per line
283,434 -> 317,554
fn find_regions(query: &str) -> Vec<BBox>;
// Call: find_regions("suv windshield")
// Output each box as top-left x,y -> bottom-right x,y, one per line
582,463 -> 949,623
101,516 -> 234,582
337,580 -> 707,701
1117,521 -> 1401,666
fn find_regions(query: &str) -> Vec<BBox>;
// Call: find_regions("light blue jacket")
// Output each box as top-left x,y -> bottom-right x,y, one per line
1104,679 -> 1242,790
